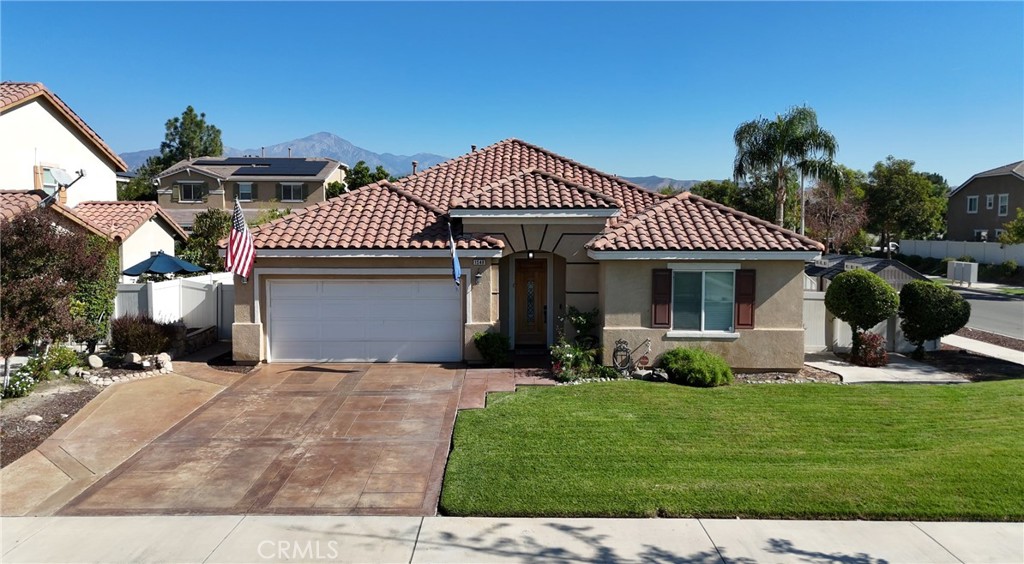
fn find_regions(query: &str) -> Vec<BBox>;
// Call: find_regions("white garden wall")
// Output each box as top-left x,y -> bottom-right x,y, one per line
901,240 -> 1024,265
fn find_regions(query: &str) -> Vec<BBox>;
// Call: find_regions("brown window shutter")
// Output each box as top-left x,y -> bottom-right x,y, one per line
651,269 -> 671,328
735,269 -> 756,330
171,184 -> 180,203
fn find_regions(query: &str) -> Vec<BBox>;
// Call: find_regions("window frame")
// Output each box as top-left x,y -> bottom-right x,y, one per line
237,182 -> 254,202
178,181 -> 205,203
974,229 -> 989,241
986,194 -> 994,209
667,263 -> 739,338
280,182 -> 305,202
41,166 -> 59,194
966,195 -> 979,214
998,194 -> 1009,216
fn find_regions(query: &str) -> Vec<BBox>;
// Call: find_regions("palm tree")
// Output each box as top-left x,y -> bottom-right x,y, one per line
733,106 -> 839,229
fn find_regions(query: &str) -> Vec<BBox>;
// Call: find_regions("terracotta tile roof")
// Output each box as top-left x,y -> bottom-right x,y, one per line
450,168 -> 619,210
248,139 -> 660,251
73,201 -> 188,242
587,192 -> 825,252
0,190 -> 42,221
251,182 -> 502,250
0,190 -> 110,239
0,82 -> 128,172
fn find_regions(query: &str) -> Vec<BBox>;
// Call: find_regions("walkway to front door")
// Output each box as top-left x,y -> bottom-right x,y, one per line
62,364 -> 463,516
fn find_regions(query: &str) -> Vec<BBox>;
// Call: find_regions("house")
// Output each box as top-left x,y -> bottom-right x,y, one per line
0,192 -> 188,281
155,156 -> 346,230
804,255 -> 928,292
72,201 -> 189,281
229,139 -> 823,370
0,82 -> 127,206
946,161 -> 1023,241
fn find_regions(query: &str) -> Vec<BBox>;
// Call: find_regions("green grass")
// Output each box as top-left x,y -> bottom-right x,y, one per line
1000,287 -> 1024,296
440,380 -> 1024,520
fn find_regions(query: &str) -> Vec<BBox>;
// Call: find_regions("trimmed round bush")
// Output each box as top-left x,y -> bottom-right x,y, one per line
473,331 -> 510,367
825,269 -> 898,359
899,280 -> 971,359
660,347 -> 733,387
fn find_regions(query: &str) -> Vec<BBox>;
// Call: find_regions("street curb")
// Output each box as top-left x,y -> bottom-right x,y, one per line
948,285 -> 1024,300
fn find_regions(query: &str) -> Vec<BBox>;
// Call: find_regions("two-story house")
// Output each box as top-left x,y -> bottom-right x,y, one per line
947,161 -> 1023,241
0,82 -> 127,206
155,157 -> 346,229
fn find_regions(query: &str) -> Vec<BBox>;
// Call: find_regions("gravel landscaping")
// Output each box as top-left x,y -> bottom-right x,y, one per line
0,380 -> 100,467
955,327 -> 1024,352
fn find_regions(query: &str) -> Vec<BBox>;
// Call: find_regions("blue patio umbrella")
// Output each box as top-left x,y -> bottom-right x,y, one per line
122,250 -> 206,276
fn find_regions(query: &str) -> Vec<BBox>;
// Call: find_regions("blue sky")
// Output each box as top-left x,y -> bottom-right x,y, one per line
3,1 -> 1021,186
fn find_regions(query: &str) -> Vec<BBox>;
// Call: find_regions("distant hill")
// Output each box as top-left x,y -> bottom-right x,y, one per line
620,176 -> 701,192
119,132 -> 447,177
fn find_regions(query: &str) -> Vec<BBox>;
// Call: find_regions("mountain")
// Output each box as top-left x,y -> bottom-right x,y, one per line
119,132 -> 448,177
620,176 -> 701,192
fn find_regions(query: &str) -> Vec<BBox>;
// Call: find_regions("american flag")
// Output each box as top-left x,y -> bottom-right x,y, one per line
226,199 -> 255,279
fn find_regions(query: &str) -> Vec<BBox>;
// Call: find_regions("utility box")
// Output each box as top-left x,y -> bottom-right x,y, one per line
947,261 -> 978,287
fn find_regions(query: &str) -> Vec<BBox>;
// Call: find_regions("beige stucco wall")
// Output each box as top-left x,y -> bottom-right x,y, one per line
947,175 -> 1023,241
119,218 -> 178,282
599,259 -> 806,371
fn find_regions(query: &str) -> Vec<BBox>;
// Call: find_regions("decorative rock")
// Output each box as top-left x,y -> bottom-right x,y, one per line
126,352 -> 142,364
161,362 -> 173,372
156,352 -> 172,366
141,360 -> 151,368
24,415 -> 42,422
67,366 -> 79,377
87,355 -> 103,369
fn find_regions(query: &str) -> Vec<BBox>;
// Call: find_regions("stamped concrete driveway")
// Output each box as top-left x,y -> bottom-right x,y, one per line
61,363 -> 464,516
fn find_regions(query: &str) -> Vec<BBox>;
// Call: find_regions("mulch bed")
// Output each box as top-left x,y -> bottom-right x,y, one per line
207,351 -> 256,374
0,382 -> 101,468
919,350 -> 1022,382
954,327 -> 1024,352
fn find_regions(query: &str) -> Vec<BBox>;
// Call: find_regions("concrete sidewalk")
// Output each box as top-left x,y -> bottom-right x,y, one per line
1,515 -> 1020,563
805,353 -> 969,384
944,334 -> 1024,365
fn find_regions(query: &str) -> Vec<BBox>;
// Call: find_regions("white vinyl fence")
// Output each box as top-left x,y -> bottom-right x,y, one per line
900,240 -> 1024,264
804,291 -> 938,354
115,274 -> 234,338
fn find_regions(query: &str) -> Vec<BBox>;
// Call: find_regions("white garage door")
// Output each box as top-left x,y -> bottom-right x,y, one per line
268,279 -> 462,362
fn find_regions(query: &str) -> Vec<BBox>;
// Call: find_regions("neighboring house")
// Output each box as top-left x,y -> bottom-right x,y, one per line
0,192 -> 188,281
804,255 -> 927,292
229,139 -> 823,370
946,161 -> 1023,241
155,157 -> 346,230
73,201 -> 189,281
0,82 -> 127,207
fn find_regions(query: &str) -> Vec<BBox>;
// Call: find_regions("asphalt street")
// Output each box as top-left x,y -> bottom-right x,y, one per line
954,288 -> 1024,339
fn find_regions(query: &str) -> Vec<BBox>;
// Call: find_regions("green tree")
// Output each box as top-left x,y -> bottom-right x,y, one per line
326,180 -> 348,199
824,269 -> 899,360
998,208 -> 1024,244
1,210 -> 112,383
690,179 -> 741,208
864,156 -> 945,258
658,185 -> 677,196
346,161 -> 394,192
70,236 -> 120,353
733,105 -> 839,228
119,106 -> 224,201
179,208 -> 231,272
806,165 -> 868,252
898,281 -> 970,360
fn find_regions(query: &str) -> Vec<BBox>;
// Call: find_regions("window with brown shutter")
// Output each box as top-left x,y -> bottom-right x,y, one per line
651,269 -> 671,328
734,269 -> 756,329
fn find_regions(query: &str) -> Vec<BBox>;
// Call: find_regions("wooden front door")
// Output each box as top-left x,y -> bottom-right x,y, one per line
515,259 -> 547,346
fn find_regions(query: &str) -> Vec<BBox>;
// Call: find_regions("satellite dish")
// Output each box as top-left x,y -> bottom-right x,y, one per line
50,168 -> 75,186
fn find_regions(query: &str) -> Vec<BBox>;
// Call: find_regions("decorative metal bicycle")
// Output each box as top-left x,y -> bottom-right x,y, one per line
611,338 -> 652,375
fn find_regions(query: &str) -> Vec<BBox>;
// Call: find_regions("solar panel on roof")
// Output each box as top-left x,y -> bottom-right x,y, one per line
192,158 -> 329,176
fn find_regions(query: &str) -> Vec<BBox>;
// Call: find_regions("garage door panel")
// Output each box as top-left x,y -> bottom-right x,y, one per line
272,282 -> 320,299
268,279 -> 462,363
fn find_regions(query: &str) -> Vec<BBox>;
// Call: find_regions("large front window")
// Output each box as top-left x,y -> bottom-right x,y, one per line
672,271 -> 735,332
998,194 -> 1009,216
238,182 -> 253,202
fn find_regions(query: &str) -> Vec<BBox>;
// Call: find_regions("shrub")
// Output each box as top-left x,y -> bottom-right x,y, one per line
956,255 -> 975,263
560,306 -> 600,347
549,338 -> 597,382
853,331 -> 888,367
110,314 -> 173,355
899,280 -> 971,359
44,344 -> 80,374
2,366 -> 36,398
1001,260 -> 1019,278
660,347 -> 733,387
825,269 -> 898,358
473,331 -> 510,367
592,364 -> 622,380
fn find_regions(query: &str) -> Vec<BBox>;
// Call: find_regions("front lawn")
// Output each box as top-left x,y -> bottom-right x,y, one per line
440,380 -> 1024,520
